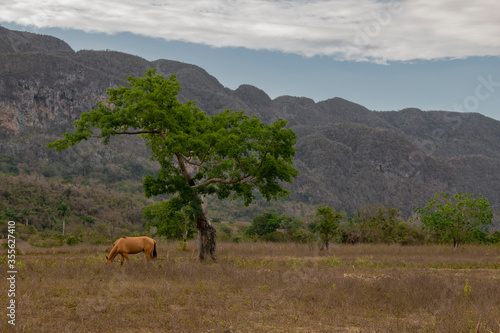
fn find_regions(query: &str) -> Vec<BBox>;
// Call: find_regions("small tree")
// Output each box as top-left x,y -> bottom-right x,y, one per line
314,206 -> 344,250
48,70 -> 298,261
353,205 -> 401,243
245,212 -> 281,237
22,208 -> 32,226
57,202 -> 69,236
415,193 -> 493,250
245,212 -> 305,242
82,214 -> 96,226
143,197 -> 196,246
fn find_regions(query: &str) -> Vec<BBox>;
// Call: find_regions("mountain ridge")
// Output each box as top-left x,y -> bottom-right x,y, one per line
1,26 -> 499,220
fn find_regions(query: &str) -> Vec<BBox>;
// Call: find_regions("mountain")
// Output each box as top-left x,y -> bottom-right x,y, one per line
1,26 -> 499,221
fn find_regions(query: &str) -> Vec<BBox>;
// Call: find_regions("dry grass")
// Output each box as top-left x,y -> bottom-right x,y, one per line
3,241 -> 500,332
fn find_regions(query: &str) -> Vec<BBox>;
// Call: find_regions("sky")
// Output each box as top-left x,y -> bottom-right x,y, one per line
1,0 -> 500,121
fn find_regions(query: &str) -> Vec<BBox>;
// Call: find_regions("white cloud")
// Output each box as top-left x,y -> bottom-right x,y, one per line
1,0 -> 499,63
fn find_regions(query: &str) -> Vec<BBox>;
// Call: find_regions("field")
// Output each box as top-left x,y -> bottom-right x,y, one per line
2,241 -> 500,332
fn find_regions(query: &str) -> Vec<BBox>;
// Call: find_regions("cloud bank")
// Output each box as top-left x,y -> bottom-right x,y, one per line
1,0 -> 499,63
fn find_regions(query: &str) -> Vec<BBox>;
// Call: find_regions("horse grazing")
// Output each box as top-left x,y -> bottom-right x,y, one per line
106,236 -> 157,265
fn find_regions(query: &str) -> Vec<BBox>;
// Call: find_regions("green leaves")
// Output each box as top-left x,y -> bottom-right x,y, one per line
415,193 -> 493,248
48,69 -> 298,209
143,198 -> 196,239
314,205 -> 344,250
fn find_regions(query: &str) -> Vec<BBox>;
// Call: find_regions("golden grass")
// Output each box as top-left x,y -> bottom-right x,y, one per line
3,242 -> 500,332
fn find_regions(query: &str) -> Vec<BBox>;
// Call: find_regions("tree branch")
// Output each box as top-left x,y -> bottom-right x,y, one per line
193,175 -> 257,188
176,153 -> 195,186
184,149 -> 211,167
110,130 -> 162,135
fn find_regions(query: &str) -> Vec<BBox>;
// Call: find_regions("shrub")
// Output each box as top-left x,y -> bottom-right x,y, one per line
262,231 -> 287,242
81,231 -> 111,245
65,235 -> 80,245
486,231 -> 500,244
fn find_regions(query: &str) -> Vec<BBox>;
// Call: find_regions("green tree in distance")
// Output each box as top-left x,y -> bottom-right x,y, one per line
415,193 -> 493,250
245,212 -> 281,237
314,205 -> 344,250
48,69 -> 298,261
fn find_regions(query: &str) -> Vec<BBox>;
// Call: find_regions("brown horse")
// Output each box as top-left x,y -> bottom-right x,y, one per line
105,236 -> 157,265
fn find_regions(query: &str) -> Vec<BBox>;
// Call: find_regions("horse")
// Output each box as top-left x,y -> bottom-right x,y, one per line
105,236 -> 157,265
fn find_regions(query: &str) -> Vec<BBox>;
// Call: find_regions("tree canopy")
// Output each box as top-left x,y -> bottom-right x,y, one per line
48,69 -> 298,260
313,205 -> 344,250
415,193 -> 493,249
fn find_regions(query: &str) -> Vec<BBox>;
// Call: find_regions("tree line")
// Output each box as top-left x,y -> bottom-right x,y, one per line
213,193 -> 499,249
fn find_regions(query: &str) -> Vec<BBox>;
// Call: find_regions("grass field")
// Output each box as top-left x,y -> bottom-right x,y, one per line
2,241 -> 500,332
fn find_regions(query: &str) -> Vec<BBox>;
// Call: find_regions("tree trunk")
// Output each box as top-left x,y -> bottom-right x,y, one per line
453,238 -> 459,250
195,196 -> 217,262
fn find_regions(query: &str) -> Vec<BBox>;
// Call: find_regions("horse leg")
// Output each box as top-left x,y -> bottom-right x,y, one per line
122,253 -> 129,264
119,253 -> 125,265
144,249 -> 151,262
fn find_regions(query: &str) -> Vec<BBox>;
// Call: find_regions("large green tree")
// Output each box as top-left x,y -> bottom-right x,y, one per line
415,193 -> 493,249
48,69 -> 298,261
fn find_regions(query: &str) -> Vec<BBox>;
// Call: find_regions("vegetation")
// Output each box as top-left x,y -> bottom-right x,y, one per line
2,241 -> 499,332
245,212 -> 284,237
143,198 -> 196,244
0,173 -> 147,246
416,193 -> 493,249
341,205 -> 424,245
2,173 -> 498,249
312,205 -> 343,250
48,69 -> 298,261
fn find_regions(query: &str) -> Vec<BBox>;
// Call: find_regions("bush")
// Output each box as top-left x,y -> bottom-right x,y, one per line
15,224 -> 38,241
65,235 -> 81,245
217,233 -> 232,242
30,234 -> 64,247
486,231 -> 500,244
394,222 -> 426,245
232,235 -> 244,243
262,231 -> 287,242
82,231 -> 111,245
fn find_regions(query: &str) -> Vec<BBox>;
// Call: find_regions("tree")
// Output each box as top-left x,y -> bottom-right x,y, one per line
57,202 -> 69,236
245,212 -> 281,237
245,212 -> 305,242
81,214 -> 96,226
352,205 -> 401,243
415,193 -> 493,250
22,208 -> 32,226
314,206 -> 344,250
48,70 -> 298,261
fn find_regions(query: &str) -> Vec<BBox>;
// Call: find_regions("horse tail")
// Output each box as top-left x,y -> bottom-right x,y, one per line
152,241 -> 157,259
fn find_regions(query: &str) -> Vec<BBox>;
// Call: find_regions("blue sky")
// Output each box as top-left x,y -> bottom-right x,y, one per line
1,0 -> 500,120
